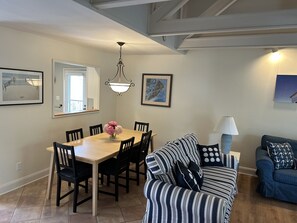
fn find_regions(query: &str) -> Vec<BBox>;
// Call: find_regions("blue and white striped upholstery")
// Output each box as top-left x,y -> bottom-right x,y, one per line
221,153 -> 239,170
146,142 -> 190,184
202,166 -> 237,194
143,179 -> 226,223
174,133 -> 201,166
201,178 -> 235,223
144,133 -> 238,223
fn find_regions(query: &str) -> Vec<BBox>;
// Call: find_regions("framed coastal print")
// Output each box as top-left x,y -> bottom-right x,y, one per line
274,74 -> 297,103
141,73 -> 173,107
0,67 -> 43,106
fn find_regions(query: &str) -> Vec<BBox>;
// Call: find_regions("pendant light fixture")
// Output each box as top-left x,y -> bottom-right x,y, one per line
105,42 -> 135,95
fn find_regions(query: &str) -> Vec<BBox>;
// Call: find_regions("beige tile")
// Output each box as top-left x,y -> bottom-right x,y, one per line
97,207 -> 124,223
121,205 -> 145,222
41,205 -> 69,219
17,195 -> 46,208
40,216 -> 68,223
0,208 -> 14,222
69,213 -> 97,223
11,207 -> 43,222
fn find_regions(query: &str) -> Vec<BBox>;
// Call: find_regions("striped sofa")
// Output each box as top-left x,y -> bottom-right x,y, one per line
143,133 -> 238,223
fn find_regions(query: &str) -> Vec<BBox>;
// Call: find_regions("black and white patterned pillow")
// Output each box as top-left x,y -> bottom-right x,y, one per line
267,141 -> 294,170
197,144 -> 224,167
175,160 -> 200,191
188,161 -> 203,189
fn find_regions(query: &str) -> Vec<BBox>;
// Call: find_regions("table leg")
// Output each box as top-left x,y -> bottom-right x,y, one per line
46,153 -> 55,200
92,162 -> 98,216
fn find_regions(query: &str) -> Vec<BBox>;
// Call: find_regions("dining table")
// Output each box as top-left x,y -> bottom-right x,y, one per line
45,128 -> 156,216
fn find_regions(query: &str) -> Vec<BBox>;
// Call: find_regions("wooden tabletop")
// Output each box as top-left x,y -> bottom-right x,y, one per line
46,128 -> 144,164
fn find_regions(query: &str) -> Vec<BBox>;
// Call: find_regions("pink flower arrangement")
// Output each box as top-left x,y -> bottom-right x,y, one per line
103,121 -> 123,137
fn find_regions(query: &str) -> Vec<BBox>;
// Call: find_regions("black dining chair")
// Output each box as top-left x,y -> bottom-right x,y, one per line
134,121 -> 149,132
53,142 -> 92,213
129,130 -> 152,185
66,128 -> 84,142
89,124 -> 103,136
98,137 -> 135,201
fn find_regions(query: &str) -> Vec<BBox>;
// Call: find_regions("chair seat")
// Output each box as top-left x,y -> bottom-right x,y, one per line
274,169 -> 297,186
99,158 -> 118,175
59,164 -> 92,181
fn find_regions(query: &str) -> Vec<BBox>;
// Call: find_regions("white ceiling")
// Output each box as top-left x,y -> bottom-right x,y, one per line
0,0 -> 297,55
0,0 -> 174,54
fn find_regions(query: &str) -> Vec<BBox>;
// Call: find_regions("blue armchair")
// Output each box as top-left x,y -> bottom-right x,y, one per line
256,135 -> 297,203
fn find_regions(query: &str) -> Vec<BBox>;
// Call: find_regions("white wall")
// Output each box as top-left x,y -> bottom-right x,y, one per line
116,48 -> 297,170
0,27 -> 117,194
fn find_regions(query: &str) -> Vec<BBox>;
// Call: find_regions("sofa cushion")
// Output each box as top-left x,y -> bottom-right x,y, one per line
175,160 -> 200,191
274,169 -> 297,186
174,133 -> 201,166
188,160 -> 203,188
197,144 -> 224,167
202,166 -> 237,192
261,135 -> 297,159
267,142 -> 295,170
146,142 -> 190,185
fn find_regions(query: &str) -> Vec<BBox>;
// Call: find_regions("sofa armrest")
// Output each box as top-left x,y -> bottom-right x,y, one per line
143,179 -> 226,223
256,146 -> 274,177
255,146 -> 275,196
221,154 -> 238,170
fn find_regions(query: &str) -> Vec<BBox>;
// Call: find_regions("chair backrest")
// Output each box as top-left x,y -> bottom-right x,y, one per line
117,137 -> 135,172
53,142 -> 77,177
66,128 -> 84,142
134,121 -> 149,132
138,130 -> 152,159
89,124 -> 103,136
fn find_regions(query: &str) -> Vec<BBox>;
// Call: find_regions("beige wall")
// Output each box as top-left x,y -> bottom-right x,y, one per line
2,25 -> 297,194
116,48 -> 297,170
0,27 -> 117,194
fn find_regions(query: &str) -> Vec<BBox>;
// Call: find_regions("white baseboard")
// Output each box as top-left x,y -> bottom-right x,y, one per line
239,166 -> 257,176
0,168 -> 49,195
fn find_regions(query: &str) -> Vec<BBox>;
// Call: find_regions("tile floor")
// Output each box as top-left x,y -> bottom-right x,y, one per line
0,172 -> 147,223
2,172 -> 297,223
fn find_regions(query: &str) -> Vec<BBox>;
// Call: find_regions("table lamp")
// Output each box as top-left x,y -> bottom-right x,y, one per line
214,116 -> 239,154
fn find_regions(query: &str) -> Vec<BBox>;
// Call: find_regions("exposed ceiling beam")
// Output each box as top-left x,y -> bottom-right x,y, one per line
149,9 -> 297,36
178,33 -> 297,49
200,0 -> 238,17
185,0 -> 238,45
92,0 -> 172,9
150,0 -> 189,23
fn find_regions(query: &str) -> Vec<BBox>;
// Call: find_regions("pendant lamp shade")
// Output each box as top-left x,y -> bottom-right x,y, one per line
105,42 -> 134,95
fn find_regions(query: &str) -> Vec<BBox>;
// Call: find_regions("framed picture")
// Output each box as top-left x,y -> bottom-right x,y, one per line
0,67 -> 43,106
141,73 -> 173,107
274,74 -> 297,103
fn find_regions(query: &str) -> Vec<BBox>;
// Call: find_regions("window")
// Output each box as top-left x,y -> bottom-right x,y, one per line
64,69 -> 87,113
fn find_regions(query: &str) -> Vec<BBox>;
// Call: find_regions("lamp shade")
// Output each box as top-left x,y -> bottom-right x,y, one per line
214,116 -> 239,135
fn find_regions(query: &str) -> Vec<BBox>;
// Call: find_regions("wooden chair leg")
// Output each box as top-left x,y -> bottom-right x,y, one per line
73,183 -> 79,213
126,169 -> 129,193
85,179 -> 88,193
56,178 -> 61,206
107,175 -> 110,186
144,163 -> 147,180
136,163 -> 140,186
115,175 -> 119,201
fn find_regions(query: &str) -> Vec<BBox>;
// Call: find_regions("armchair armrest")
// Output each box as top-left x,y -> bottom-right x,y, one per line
143,179 -> 226,223
256,146 -> 274,178
221,154 -> 238,170
255,146 -> 275,196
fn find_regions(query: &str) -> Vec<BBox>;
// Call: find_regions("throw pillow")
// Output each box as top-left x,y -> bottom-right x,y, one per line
197,144 -> 224,167
175,160 -> 200,191
188,161 -> 203,189
267,141 -> 294,170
